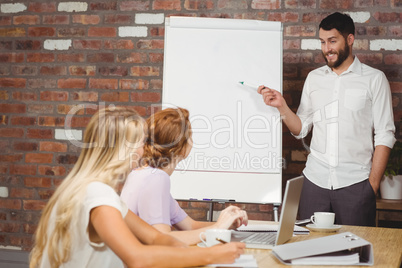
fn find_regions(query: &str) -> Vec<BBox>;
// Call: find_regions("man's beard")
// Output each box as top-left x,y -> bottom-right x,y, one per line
322,42 -> 350,68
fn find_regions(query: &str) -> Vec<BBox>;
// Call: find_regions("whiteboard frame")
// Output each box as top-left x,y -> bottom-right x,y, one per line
162,17 -> 283,204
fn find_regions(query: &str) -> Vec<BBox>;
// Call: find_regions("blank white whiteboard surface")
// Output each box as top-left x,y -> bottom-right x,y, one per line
162,17 -> 283,203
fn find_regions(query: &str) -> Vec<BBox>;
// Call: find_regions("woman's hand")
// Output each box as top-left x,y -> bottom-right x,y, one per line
214,206 -> 248,230
208,242 -> 246,264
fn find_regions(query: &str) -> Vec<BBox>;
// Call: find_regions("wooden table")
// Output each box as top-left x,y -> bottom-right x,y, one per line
376,198 -> 402,227
199,222 -> 402,268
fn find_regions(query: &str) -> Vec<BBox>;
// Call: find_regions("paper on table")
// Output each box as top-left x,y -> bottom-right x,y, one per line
208,254 -> 258,267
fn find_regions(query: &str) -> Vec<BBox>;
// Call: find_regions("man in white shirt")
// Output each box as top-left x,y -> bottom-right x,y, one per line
258,12 -> 396,226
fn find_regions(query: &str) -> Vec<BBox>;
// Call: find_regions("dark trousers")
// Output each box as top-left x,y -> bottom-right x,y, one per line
298,175 -> 376,226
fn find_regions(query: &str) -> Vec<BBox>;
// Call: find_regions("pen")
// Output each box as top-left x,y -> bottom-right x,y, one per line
238,81 -> 265,91
216,238 -> 228,244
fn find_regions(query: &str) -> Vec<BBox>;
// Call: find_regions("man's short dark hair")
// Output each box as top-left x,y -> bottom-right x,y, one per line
319,12 -> 355,37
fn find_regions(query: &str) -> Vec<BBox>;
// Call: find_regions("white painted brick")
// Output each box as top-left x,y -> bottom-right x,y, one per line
58,2 -> 88,12
119,26 -> 148,37
301,39 -> 320,50
135,13 -> 165,24
44,39 -> 72,50
55,128 -> 82,141
0,187 -> 8,198
1,3 -> 27,13
345,11 -> 371,23
370,39 -> 402,51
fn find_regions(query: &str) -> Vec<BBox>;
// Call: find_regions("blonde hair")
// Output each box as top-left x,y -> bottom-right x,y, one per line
30,107 -> 146,268
142,107 -> 192,168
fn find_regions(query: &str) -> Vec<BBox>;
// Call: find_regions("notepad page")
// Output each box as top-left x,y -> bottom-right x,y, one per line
207,254 -> 258,267
237,224 -> 309,233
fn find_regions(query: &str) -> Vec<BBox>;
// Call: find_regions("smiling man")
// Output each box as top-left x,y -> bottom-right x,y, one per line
258,12 -> 396,226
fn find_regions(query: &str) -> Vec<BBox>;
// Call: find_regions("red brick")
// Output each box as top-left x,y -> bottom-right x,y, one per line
57,78 -> 86,89
0,78 -> 26,88
39,141 -> 67,152
0,154 -> 23,163
27,78 -> 57,89
150,79 -> 163,90
136,40 -> 164,50
26,129 -> 53,139
0,128 -> 24,138
150,27 -> 165,37
384,54 -> 402,65
73,39 -> 102,50
57,154 -> 79,165
184,0 -> 214,10
69,65 -> 96,76
120,79 -> 149,90
23,223 -> 37,234
71,91 -> 98,102
38,165 -> 66,176
42,15 -> 69,24
89,78 -> 118,90
12,66 -> 37,76
25,153 -> 53,164
27,104 -> 54,114
57,104 -> 85,115
23,200 -> 47,211
12,92 -> 36,102
149,53 -> 163,63
16,40 -> 41,50
10,188 -> 35,199
104,40 -> 135,50
319,0 -> 353,9
37,189 -> 55,200
355,53 -> 383,65
0,53 -> 24,63
28,27 -> 56,37
13,15 -> 40,25
70,116 -> 91,128
10,116 -> 36,126
267,12 -> 299,22
284,25 -> 316,37
117,52 -> 147,64
131,92 -> 161,102
40,91 -> 69,102
390,82 -> 402,93
0,16 -> 11,26
251,0 -> 280,9
57,53 -> 85,62
104,14 -> 133,24
373,12 -> 400,23
101,92 -> 130,102
10,164 -> 37,176
13,142 -> 38,152
40,66 -> 67,76
87,53 -> 115,63
0,222 -> 21,233
98,66 -> 128,77
0,28 -> 26,37
27,53 -> 55,62
88,27 -> 116,37
28,2 -> 56,12
0,103 -> 26,113
38,116 -> 65,127
120,1 -> 150,11
58,27 -> 86,37
90,2 -> 117,10
153,0 -> 182,10
72,15 -> 101,25
24,177 -> 52,188
130,66 -> 160,76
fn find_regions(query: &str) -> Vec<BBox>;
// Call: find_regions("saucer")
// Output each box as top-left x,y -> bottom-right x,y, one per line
197,242 -> 206,248
306,223 -> 342,233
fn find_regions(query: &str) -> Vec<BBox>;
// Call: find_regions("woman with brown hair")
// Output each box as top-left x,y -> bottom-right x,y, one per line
121,107 -> 248,246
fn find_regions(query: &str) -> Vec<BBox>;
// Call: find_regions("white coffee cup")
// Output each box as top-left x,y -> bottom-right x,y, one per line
199,229 -> 231,247
310,212 -> 335,228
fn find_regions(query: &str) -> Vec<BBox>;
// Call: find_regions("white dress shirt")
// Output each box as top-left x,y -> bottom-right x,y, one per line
294,57 -> 396,190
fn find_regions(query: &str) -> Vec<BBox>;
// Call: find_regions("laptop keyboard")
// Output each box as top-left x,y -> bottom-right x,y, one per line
240,232 -> 276,245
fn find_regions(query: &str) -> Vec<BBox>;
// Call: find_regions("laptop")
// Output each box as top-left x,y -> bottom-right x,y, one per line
231,176 -> 305,249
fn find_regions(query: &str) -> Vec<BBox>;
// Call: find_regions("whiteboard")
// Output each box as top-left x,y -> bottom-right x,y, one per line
162,17 -> 283,203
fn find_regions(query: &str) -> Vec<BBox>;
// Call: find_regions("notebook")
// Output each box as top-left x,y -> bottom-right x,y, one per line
231,176 -> 306,249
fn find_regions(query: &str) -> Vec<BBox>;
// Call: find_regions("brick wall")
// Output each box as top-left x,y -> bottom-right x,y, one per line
0,0 -> 401,251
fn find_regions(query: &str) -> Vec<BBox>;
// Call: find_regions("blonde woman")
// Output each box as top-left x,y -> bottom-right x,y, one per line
121,107 -> 248,246
30,107 -> 245,268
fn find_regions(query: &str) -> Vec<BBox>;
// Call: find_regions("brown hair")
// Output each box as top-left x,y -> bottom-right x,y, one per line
142,107 -> 192,168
